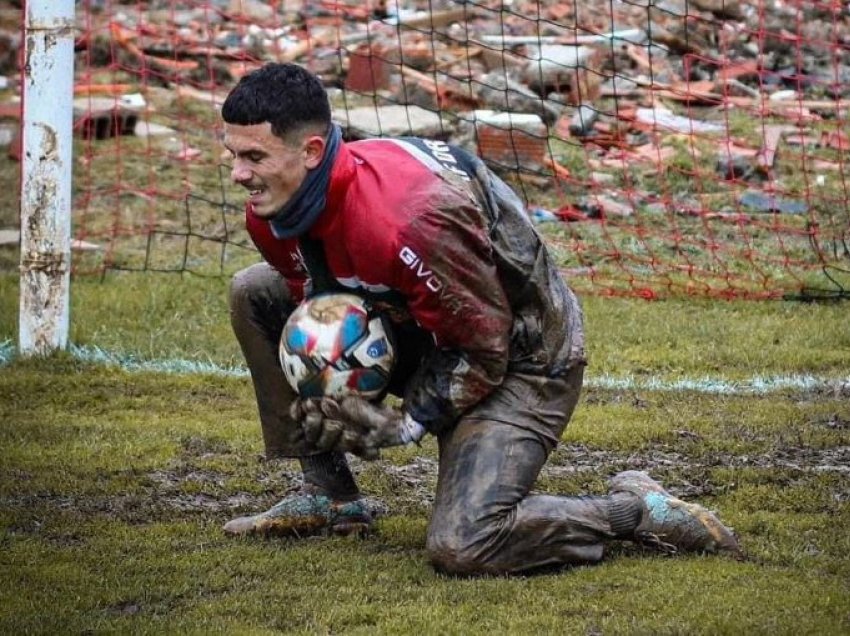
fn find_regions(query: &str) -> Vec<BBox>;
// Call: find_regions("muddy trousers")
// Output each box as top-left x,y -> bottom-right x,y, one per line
231,262 -> 632,575
229,263 -> 362,497
426,365 -> 633,576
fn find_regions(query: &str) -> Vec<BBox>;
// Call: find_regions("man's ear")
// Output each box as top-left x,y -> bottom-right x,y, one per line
303,135 -> 327,169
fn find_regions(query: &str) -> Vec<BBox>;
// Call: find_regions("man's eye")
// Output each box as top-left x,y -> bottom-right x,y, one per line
247,153 -> 263,162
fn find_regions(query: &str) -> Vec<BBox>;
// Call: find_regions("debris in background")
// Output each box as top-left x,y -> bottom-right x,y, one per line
739,190 -> 808,215
477,72 -> 564,124
754,125 -> 792,176
568,105 -> 599,138
336,104 -> 445,139
0,97 -> 20,161
0,120 -> 14,146
74,97 -> 140,140
471,111 -> 547,170
0,228 -> 18,246
169,145 -> 203,161
635,106 -> 725,135
528,207 -> 559,223
592,195 -> 634,218
4,0 -> 848,234
716,155 -> 754,181
521,44 -> 602,104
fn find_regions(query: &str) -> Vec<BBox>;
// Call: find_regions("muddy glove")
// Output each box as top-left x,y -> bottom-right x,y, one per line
291,397 -> 425,460
290,398 -> 366,456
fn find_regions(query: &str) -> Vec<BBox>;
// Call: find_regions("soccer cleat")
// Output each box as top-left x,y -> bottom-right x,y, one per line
223,491 -> 385,538
609,470 -> 744,558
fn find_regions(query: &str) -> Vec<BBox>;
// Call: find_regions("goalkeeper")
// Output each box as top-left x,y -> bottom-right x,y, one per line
221,63 -> 742,575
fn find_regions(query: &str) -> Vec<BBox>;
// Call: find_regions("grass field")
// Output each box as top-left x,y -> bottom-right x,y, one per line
1,272 -> 848,634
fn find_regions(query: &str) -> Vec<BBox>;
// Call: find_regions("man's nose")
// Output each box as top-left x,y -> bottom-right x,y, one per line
231,160 -> 251,183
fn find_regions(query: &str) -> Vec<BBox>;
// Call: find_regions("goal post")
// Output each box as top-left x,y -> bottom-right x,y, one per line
19,0 -> 76,355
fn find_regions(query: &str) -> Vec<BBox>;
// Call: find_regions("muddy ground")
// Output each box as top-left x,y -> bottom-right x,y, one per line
5,434 -> 847,534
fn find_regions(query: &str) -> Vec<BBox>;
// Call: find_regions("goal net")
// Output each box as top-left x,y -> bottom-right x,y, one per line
15,0 -> 850,300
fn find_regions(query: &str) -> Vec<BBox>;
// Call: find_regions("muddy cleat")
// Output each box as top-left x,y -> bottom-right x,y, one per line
609,470 -> 743,558
223,492 -> 385,538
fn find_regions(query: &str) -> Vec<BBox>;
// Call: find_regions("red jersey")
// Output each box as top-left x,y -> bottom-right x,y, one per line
247,137 -> 584,432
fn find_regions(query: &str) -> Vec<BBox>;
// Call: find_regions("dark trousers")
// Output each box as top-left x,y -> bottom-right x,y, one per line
231,262 -> 617,575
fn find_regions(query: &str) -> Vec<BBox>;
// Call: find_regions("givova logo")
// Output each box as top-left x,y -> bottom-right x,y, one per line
399,246 -> 443,293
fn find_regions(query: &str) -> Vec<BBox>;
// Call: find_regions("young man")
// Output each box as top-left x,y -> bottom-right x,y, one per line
220,63 -> 742,575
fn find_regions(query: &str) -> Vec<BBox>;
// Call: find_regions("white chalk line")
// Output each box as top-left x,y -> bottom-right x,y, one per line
1,339 -> 847,395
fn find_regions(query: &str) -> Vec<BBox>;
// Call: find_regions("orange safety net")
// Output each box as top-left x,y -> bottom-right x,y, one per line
14,0 -> 850,300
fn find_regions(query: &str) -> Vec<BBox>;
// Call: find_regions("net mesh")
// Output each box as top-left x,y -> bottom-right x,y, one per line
13,0 -> 850,299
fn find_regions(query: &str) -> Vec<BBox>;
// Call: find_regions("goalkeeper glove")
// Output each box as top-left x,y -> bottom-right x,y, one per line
291,397 -> 425,460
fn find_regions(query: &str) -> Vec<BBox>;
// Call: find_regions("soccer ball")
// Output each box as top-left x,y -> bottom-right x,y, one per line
279,293 -> 396,399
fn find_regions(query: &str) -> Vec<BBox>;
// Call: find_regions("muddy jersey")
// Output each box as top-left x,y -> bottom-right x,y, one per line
246,137 -> 585,434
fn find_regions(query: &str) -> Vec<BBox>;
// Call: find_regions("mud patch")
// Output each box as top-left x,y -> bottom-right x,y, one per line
547,443 -> 850,476
148,468 -> 228,488
178,435 -> 234,458
3,445 -> 846,522
373,456 -> 438,510
162,492 -> 258,512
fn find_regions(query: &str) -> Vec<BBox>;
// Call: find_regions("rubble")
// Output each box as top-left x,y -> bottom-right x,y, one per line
335,103 -> 445,139
739,190 -> 808,215
2,0 -> 849,230
74,97 -> 141,140
468,111 -> 548,170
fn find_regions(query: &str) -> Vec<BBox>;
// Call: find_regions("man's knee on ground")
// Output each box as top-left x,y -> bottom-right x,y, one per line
425,520 -> 503,576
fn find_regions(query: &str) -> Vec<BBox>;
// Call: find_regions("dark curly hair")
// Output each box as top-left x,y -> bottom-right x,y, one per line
222,63 -> 331,140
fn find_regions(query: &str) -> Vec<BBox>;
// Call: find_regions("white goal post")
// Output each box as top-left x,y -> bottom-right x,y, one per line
19,0 -> 75,354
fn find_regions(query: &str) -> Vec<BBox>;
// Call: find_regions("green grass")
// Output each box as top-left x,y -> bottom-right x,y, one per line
1,273 -> 849,633
1,357 -> 848,634
3,271 -> 849,380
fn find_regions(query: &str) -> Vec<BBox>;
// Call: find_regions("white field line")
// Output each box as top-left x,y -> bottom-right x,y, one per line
588,373 -> 849,394
1,340 -> 848,395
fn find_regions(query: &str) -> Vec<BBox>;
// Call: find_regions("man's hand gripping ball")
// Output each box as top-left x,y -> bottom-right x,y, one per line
291,397 -> 410,460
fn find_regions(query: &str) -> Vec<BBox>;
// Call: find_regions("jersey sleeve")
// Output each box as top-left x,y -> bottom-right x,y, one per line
392,186 -> 512,433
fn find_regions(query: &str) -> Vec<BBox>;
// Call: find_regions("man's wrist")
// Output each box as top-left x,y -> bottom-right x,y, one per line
398,413 -> 426,445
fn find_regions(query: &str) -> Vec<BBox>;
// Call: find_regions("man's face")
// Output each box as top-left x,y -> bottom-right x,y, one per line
223,122 -> 314,218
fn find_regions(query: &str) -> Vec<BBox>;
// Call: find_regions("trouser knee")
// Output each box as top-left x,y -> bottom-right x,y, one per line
425,518 -> 503,577
229,263 -> 292,340
229,263 -> 275,314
